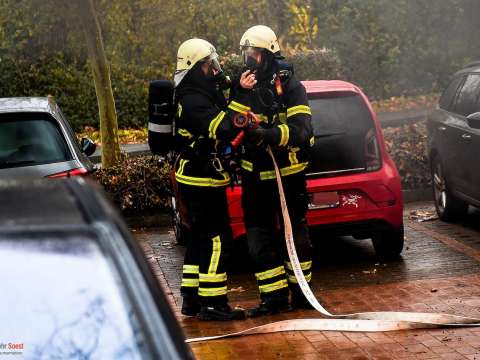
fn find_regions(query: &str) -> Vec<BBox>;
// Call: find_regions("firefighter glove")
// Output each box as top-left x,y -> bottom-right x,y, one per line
245,127 -> 274,146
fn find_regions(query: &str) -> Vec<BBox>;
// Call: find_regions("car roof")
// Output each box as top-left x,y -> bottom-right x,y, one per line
0,97 -> 56,114
301,80 -> 361,94
0,179 -> 87,227
0,178 -> 193,359
454,61 -> 480,77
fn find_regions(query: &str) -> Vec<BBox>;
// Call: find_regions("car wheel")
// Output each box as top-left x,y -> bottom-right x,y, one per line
431,156 -> 468,221
372,225 -> 404,259
172,196 -> 190,246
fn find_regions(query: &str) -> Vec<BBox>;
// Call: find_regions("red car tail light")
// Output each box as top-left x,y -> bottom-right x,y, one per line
48,167 -> 88,178
365,128 -> 381,171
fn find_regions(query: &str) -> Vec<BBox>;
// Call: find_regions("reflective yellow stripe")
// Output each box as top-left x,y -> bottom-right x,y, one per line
231,101 -> 250,111
211,112 -> 225,139
208,111 -> 226,139
286,105 -> 311,118
259,279 -> 288,294
287,272 -> 312,284
259,162 -> 308,180
256,114 -> 268,123
255,266 -> 286,281
178,128 -> 193,139
183,265 -> 199,274
229,101 -> 250,112
199,286 -> 228,297
278,124 -> 289,146
310,136 -> 315,146
228,104 -> 248,114
240,159 -> 253,172
177,103 -> 183,117
177,159 -> 188,176
279,112 -> 287,124
285,260 -> 312,271
199,272 -> 227,282
208,236 -> 221,274
181,278 -> 199,287
175,173 -> 230,187
288,150 -> 299,165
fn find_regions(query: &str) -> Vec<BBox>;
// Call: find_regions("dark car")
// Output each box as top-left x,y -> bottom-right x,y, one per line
0,178 -> 193,359
0,97 -> 96,178
428,62 -> 480,221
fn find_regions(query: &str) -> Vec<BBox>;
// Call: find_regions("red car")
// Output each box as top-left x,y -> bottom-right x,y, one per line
173,80 -> 404,257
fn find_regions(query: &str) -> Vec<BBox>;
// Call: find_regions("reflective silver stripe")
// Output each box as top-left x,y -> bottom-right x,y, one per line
148,123 -> 172,133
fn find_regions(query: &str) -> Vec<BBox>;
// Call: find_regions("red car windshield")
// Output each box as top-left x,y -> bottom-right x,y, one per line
308,93 -> 377,175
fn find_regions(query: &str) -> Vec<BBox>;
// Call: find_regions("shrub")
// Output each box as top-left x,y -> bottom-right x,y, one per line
222,48 -> 343,81
94,155 -> 172,216
383,121 -> 431,190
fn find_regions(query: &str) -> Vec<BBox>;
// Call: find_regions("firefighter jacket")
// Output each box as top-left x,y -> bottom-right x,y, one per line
174,82 -> 249,187
234,62 -> 314,180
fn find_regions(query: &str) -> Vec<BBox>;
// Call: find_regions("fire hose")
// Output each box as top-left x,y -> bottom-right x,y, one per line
186,122 -> 480,344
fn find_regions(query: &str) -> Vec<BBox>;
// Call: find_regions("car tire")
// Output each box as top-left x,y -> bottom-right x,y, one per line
172,196 -> 190,246
372,225 -> 404,259
431,155 -> 468,222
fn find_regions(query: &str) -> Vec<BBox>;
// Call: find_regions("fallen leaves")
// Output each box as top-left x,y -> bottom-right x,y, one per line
372,94 -> 439,114
228,287 -> 246,293
77,127 -> 148,145
409,209 -> 438,222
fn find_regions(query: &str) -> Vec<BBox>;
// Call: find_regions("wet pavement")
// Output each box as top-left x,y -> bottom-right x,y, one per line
134,202 -> 480,359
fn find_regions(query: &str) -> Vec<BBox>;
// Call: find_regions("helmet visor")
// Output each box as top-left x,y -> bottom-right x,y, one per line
241,46 -> 263,69
200,52 -> 222,73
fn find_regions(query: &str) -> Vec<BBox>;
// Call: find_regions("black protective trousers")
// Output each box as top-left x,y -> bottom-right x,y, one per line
241,171 -> 313,300
178,183 -> 233,306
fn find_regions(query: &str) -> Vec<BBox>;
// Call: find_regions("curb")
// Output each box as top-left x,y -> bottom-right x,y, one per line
125,211 -> 172,229
378,108 -> 432,128
403,187 -> 432,203
90,143 -> 150,164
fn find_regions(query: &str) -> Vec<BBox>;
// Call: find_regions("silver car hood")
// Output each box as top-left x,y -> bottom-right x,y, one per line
0,160 -> 81,179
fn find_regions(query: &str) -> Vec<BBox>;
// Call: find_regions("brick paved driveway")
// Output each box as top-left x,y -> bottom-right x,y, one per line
135,202 -> 480,359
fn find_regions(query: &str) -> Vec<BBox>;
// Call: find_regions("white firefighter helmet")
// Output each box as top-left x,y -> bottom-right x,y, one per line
174,38 -> 220,87
239,25 -> 280,54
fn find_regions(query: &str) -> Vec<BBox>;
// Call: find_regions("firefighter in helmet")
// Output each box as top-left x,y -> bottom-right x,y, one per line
174,38 -> 255,320
234,25 -> 314,316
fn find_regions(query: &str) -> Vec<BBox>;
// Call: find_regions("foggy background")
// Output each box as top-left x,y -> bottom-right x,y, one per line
0,0 -> 479,128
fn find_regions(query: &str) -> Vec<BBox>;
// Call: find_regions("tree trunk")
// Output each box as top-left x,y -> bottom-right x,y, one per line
76,0 -> 121,168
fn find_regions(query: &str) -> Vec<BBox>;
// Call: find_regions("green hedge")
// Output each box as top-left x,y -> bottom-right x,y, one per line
0,54 -> 150,130
0,50 -> 342,131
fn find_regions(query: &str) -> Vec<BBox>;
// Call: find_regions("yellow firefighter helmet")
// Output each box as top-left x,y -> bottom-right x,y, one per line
239,25 -> 280,53
174,38 -> 219,87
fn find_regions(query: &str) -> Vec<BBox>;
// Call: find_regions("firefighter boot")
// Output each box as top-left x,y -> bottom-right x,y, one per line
181,294 -> 201,316
198,304 -> 246,321
290,286 -> 314,310
246,294 -> 292,318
